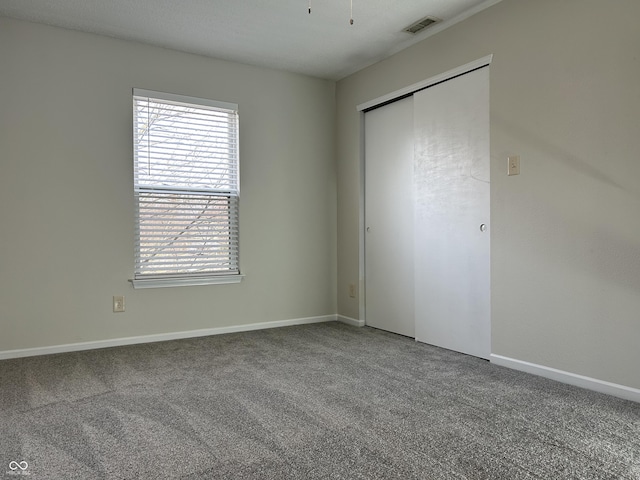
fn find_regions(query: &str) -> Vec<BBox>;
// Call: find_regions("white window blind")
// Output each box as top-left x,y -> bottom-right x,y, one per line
132,89 -> 240,287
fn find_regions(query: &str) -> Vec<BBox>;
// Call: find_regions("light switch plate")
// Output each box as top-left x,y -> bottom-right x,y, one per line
508,155 -> 520,176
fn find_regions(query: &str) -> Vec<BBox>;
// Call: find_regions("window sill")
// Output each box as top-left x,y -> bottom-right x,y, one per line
130,274 -> 244,289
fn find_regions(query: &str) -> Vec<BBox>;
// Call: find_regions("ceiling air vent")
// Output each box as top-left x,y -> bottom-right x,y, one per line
403,16 -> 441,35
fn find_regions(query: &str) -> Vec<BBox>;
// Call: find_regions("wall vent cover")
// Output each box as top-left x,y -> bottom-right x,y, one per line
403,16 -> 441,34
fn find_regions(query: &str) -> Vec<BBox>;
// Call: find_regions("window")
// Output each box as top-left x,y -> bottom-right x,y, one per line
131,89 -> 241,288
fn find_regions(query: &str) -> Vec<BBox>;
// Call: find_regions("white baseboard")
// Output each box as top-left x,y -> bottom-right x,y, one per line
0,315 -> 337,360
490,354 -> 640,403
337,315 -> 365,327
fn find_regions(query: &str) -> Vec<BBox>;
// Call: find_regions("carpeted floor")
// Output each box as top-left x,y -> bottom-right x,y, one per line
0,322 -> 638,479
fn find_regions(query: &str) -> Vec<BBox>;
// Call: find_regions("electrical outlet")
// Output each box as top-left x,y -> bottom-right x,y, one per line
508,155 -> 520,176
348,284 -> 356,298
113,295 -> 125,313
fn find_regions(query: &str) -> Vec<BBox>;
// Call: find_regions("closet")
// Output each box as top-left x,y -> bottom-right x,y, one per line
362,60 -> 491,359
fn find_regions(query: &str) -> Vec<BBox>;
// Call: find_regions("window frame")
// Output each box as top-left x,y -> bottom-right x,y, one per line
130,88 -> 243,289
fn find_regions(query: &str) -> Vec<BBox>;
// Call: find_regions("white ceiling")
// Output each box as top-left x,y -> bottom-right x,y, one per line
0,0 -> 499,80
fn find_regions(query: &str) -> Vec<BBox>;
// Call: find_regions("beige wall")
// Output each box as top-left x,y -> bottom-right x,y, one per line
0,18 -> 337,351
336,0 -> 640,389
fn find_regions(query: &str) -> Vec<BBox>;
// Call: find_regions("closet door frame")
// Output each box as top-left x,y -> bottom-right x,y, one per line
356,55 -> 493,335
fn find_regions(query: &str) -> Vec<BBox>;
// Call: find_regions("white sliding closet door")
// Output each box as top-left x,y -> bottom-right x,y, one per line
413,67 -> 491,359
364,97 -> 415,338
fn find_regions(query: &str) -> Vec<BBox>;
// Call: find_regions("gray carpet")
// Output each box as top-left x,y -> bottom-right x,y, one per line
0,322 -> 638,479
